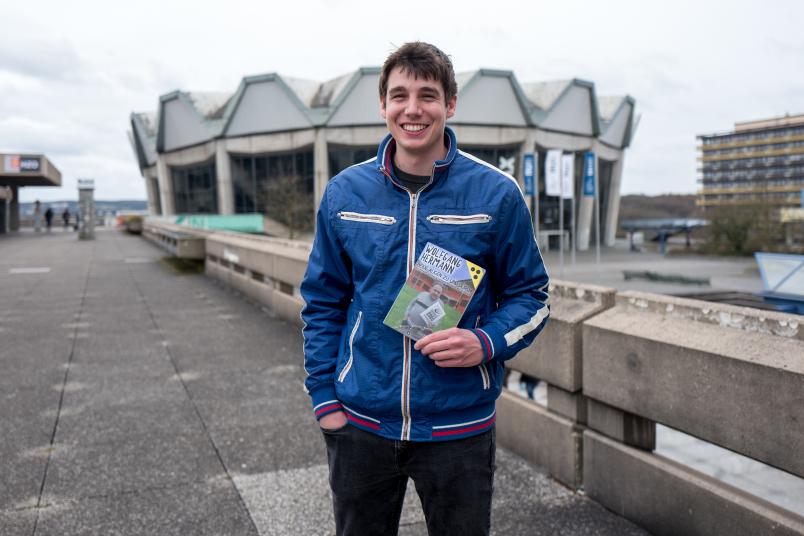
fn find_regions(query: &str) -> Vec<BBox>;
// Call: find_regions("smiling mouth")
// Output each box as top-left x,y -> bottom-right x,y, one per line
402,124 -> 428,132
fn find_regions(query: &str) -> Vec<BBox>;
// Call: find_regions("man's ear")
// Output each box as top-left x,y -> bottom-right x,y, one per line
380,97 -> 386,119
446,95 -> 457,119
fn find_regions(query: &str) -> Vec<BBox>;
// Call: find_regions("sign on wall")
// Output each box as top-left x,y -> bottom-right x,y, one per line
561,153 -> 574,199
523,153 -> 536,196
583,152 -> 596,196
3,155 -> 41,173
545,149 -> 562,197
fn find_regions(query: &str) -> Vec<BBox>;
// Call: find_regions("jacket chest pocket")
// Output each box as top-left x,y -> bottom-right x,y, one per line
334,211 -> 399,278
338,211 -> 397,225
426,213 -> 492,225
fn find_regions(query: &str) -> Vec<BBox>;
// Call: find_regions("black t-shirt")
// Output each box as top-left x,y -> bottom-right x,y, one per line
392,162 -> 430,194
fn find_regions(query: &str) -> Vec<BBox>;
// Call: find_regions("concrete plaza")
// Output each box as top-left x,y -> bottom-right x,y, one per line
0,228 -> 647,535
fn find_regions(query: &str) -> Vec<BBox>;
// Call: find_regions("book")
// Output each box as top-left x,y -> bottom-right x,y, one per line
383,242 -> 486,340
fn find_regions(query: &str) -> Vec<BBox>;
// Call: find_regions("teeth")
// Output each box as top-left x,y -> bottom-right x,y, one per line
402,124 -> 427,132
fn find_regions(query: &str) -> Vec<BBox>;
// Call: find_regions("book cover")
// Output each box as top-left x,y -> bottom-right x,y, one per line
383,242 -> 485,340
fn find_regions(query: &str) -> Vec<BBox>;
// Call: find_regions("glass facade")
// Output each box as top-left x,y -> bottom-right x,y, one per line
231,149 -> 314,214
171,161 -> 217,214
462,146 -> 519,177
328,146 -> 376,178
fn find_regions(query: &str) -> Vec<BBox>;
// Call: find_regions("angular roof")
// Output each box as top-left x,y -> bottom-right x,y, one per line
136,67 -> 637,159
129,112 -> 157,170
449,69 -> 531,127
597,96 -> 636,148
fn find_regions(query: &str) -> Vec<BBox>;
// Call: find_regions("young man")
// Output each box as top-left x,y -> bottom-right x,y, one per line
301,42 -> 549,536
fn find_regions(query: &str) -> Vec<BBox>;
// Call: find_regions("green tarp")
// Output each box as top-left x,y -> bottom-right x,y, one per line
175,214 -> 264,233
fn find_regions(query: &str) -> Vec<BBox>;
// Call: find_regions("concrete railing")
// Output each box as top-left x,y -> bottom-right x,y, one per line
580,292 -> 803,535
142,219 -> 208,259
203,231 -> 309,325
140,220 -> 804,535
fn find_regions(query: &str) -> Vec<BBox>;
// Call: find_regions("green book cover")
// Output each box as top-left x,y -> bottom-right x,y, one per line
383,242 -> 485,340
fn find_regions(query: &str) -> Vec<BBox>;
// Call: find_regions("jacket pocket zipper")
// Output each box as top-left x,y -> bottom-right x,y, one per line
427,214 -> 492,225
479,363 -> 490,390
475,315 -> 490,390
337,212 -> 396,225
338,311 -> 362,382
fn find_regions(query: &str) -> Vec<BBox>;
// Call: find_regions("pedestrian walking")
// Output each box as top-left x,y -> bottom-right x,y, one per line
62,207 -> 70,230
44,206 -> 53,232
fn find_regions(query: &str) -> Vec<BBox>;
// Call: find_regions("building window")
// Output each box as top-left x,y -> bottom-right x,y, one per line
171,161 -> 217,214
328,146 -> 376,177
231,149 -> 314,215
462,146 -> 519,176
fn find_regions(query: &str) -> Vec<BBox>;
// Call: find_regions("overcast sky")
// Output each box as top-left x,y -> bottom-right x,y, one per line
3,0 -> 804,202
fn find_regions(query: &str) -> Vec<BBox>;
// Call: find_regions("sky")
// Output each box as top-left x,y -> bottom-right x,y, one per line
3,0 -> 804,202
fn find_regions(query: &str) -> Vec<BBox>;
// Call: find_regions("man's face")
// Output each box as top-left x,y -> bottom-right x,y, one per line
429,286 -> 442,300
381,67 -> 457,160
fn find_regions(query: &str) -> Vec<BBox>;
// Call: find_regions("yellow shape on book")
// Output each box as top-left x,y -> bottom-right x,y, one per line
466,261 -> 485,288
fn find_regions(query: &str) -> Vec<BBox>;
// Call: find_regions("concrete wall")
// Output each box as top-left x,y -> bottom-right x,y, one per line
139,220 -> 804,535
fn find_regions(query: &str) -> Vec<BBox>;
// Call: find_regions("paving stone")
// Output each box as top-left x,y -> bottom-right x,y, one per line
42,430 -> 223,501
36,479 -> 258,536
0,508 -> 37,536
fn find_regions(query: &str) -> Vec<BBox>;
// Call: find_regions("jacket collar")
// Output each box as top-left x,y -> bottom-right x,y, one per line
377,126 -> 458,178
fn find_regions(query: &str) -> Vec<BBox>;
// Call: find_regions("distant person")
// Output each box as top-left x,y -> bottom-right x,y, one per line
74,211 -> 81,232
34,200 -> 42,232
44,206 -> 54,232
62,207 -> 70,230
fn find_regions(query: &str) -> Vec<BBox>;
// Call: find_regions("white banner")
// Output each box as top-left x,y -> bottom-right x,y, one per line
545,149 -> 562,197
561,153 -> 575,199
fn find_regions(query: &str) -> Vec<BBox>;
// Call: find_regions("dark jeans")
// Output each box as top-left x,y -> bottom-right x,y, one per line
322,424 -> 495,536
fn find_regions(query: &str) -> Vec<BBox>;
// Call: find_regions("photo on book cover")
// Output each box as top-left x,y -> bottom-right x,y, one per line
383,242 -> 485,341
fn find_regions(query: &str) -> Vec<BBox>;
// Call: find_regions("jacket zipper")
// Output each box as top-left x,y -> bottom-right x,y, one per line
381,163 -> 436,441
337,212 -> 396,225
338,311 -> 362,383
427,214 -> 492,225
476,315 -> 490,389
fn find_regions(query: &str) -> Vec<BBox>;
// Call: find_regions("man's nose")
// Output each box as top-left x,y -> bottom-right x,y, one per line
404,98 -> 421,115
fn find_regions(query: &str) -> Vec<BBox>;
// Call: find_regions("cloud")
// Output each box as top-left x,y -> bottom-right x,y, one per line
0,36 -> 84,81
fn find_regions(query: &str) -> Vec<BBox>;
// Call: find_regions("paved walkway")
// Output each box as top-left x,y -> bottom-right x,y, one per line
0,229 -> 647,535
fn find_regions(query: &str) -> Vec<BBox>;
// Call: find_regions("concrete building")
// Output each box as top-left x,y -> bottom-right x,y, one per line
0,153 -> 61,234
697,113 -> 804,210
129,68 -> 637,249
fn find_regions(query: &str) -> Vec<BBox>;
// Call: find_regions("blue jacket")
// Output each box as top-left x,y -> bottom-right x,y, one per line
301,127 -> 549,442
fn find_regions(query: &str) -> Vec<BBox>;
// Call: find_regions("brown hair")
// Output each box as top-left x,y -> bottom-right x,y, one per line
379,42 -> 457,103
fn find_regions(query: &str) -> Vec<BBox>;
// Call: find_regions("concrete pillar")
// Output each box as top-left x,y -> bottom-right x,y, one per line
313,128 -> 329,216
9,185 -> 19,231
547,384 -> 587,424
587,398 -> 655,451
156,157 -> 175,215
604,156 -> 625,246
215,142 -> 234,215
144,174 -> 158,215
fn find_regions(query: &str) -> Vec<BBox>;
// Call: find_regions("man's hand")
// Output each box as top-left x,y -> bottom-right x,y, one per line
414,328 -> 484,368
319,410 -> 348,430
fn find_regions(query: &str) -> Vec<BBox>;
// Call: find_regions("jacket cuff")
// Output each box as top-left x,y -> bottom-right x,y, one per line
471,328 -> 495,362
310,384 -> 342,421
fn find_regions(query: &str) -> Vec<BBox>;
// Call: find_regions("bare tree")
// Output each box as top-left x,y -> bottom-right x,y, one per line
262,174 -> 314,239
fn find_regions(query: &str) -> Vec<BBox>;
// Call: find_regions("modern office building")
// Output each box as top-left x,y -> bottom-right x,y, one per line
129,68 -> 636,249
0,153 -> 61,234
697,113 -> 804,210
